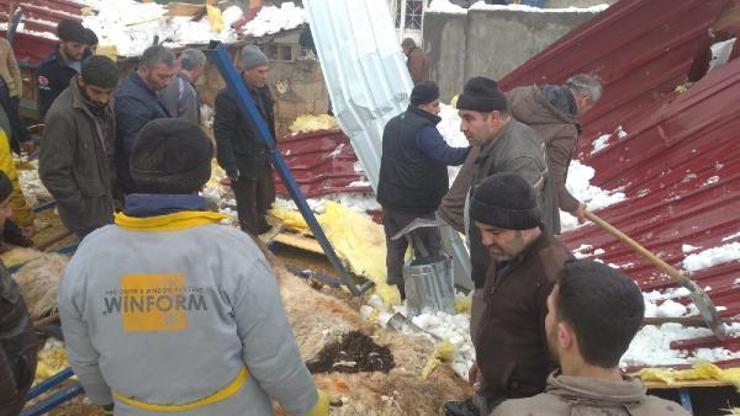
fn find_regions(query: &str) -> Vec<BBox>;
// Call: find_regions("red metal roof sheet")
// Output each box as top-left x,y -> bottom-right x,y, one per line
500,0 -> 740,366
273,129 -> 372,198
0,0 -> 88,65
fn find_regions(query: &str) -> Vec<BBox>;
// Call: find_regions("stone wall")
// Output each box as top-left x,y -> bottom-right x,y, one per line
424,7 -> 602,101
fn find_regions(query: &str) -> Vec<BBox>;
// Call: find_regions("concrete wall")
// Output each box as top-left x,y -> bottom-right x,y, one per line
424,12 -> 468,104
425,8 -> 601,101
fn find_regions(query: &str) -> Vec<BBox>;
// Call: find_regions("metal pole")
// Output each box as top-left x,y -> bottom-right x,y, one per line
8,8 -> 23,46
21,383 -> 84,416
207,43 -> 371,296
25,368 -> 74,401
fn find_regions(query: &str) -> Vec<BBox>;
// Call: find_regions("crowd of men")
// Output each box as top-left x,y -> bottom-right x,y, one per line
379,39 -> 690,416
0,19 -> 692,416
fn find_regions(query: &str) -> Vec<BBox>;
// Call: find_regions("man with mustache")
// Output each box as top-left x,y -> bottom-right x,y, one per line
446,173 -> 571,416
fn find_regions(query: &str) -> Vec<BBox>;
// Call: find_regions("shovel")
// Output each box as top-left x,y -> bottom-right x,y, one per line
585,210 -> 726,339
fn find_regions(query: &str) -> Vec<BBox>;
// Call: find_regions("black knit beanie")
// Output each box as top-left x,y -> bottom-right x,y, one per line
57,19 -> 87,44
457,76 -> 508,113
470,173 -> 542,230
130,119 -> 213,194
0,170 -> 12,202
410,81 -> 440,106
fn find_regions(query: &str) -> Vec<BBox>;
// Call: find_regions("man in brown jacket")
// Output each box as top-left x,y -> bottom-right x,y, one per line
402,38 -> 428,85
0,171 -> 38,416
40,56 -> 118,240
492,260 -> 690,416
507,74 -> 603,229
445,173 -> 573,416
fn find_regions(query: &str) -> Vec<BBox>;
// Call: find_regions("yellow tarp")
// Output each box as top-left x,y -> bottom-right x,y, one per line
636,362 -> 740,391
271,201 -> 401,306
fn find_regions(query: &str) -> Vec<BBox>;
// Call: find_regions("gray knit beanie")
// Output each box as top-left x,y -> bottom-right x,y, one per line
237,45 -> 269,71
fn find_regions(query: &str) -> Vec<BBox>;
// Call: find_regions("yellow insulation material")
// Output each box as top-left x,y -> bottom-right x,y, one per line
34,344 -> 70,383
454,296 -> 472,314
289,114 -> 339,134
636,362 -> 740,391
420,341 -> 457,380
206,4 -> 225,33
271,201 -> 401,305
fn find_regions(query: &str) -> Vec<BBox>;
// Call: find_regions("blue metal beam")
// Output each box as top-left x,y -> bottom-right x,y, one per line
206,43 -> 372,296
21,383 -> 84,416
26,368 -> 74,401
8,9 -> 23,46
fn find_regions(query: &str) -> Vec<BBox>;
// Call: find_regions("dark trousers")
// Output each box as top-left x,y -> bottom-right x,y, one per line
231,168 -> 275,235
382,208 -> 441,298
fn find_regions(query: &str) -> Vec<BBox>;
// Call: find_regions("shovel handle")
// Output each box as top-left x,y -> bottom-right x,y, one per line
584,211 -> 691,287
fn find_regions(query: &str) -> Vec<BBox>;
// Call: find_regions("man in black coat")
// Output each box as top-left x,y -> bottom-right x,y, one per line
37,19 -> 89,118
214,45 -> 276,235
377,82 -> 469,299
0,171 -> 37,416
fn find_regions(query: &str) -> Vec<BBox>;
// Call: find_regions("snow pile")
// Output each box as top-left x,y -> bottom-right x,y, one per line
275,193 -> 380,215
17,161 -> 53,208
82,0 -> 237,57
722,231 -> 740,242
682,241 -> 740,273
643,299 -> 687,319
470,2 -> 610,13
243,2 -> 306,38
362,294 -> 475,379
591,125 -> 628,155
622,323 -> 740,368
560,160 -> 626,231
437,103 -> 470,183
0,22 -> 58,40
427,0 -> 469,14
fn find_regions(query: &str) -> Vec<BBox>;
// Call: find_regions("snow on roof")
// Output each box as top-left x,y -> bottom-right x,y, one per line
54,1 -> 307,57
469,1 -> 610,13
426,0 -> 469,15
242,2 -> 306,38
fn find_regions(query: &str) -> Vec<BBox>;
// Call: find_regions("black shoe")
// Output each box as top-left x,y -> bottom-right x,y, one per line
444,398 -> 479,416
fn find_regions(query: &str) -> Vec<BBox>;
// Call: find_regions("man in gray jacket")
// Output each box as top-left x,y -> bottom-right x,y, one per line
58,119 -> 329,416
40,56 -> 118,239
159,48 -> 206,125
492,260 -> 690,416
445,77 -> 558,416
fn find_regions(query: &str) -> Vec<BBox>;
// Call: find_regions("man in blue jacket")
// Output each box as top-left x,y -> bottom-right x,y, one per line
376,81 -> 470,299
114,45 -> 176,194
37,19 -> 89,118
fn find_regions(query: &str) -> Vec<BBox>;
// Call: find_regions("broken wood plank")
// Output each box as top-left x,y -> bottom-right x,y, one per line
273,232 -> 324,255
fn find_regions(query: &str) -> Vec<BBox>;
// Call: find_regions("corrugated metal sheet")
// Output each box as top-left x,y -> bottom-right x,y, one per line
0,0 -> 87,65
273,130 -> 372,197
500,0 -> 740,368
0,0 -> 88,65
